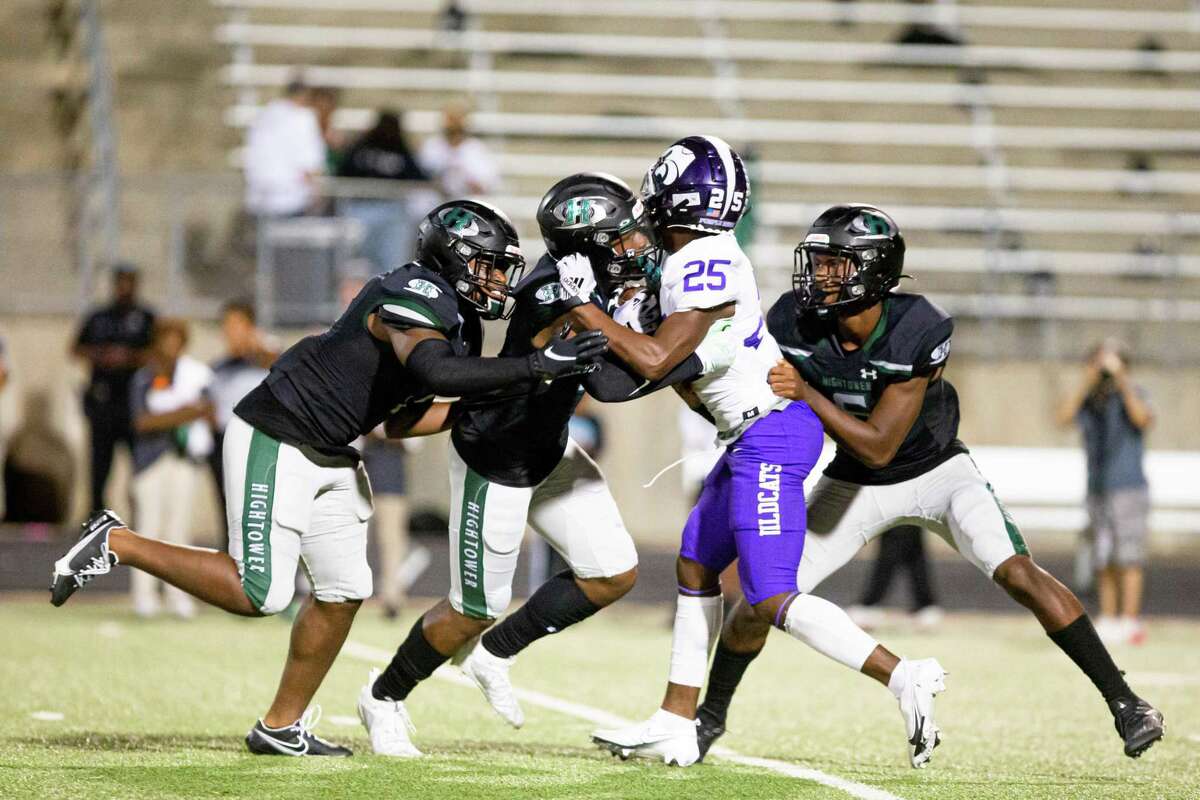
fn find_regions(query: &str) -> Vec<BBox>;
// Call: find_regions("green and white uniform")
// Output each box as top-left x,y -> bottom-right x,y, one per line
229,263 -> 478,614
445,255 -> 642,619
767,291 -> 1029,586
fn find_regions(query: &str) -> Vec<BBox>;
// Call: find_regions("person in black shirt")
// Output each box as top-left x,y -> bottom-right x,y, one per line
72,264 -> 156,512
359,174 -> 736,756
50,200 -> 609,758
691,204 -> 1164,762
338,109 -> 431,273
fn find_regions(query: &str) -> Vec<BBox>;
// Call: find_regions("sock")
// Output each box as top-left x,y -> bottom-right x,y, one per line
886,659 -> 909,700
667,593 -> 723,687
1047,614 -> 1133,704
699,640 -> 763,724
782,593 -> 878,671
482,570 -> 601,659
372,615 -> 449,701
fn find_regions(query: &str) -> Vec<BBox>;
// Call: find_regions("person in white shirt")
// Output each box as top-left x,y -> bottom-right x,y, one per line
128,318 -> 215,618
243,79 -> 326,217
418,105 -> 499,198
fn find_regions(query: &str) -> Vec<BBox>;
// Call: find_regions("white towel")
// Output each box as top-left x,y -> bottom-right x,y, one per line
146,355 -> 215,459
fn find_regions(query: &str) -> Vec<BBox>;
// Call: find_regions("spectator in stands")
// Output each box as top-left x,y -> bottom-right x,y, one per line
848,526 -> 942,630
338,110 -> 431,272
72,264 -> 156,512
1057,339 -> 1154,646
208,300 -> 278,513
243,76 -> 326,218
310,86 -> 347,173
439,0 -> 467,32
128,318 -> 215,618
419,104 -> 500,197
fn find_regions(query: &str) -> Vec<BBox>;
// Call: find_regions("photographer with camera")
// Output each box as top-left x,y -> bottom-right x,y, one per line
1058,340 -> 1154,646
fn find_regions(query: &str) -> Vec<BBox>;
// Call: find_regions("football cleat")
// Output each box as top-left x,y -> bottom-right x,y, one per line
1110,697 -> 1164,758
896,658 -> 947,769
50,509 -> 124,607
458,640 -> 524,729
358,669 -> 422,757
592,709 -> 700,767
245,706 -> 351,757
695,705 -> 726,763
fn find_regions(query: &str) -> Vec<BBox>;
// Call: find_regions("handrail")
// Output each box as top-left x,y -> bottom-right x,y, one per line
214,23 -> 1200,74
221,63 -> 1200,113
210,0 -> 1200,35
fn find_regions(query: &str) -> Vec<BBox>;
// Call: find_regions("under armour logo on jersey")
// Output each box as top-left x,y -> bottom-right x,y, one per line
860,367 -> 878,380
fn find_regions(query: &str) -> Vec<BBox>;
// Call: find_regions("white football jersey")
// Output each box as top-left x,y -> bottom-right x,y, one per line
658,232 -> 787,441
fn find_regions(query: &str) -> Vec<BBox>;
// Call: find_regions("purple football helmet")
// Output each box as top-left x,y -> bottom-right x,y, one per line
641,135 -> 751,235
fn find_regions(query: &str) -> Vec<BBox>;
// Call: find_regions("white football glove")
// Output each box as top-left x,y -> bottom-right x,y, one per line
612,286 -> 662,335
555,253 -> 597,303
694,318 -> 737,375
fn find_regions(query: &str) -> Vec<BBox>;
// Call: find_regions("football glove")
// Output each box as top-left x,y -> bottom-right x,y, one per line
527,330 -> 609,382
694,318 -> 737,375
554,253 -> 597,308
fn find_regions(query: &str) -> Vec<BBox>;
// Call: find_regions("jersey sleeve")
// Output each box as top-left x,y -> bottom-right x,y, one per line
911,315 -> 954,378
765,295 -> 808,367
374,266 -> 460,334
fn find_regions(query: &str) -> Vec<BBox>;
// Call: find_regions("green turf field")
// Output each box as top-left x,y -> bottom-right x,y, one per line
3,598 -> 1197,799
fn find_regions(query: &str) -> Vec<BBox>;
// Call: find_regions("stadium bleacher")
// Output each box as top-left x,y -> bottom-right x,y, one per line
210,0 -> 1200,347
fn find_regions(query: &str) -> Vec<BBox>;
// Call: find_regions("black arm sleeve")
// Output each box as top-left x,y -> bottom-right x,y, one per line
405,338 -> 534,397
584,351 -> 704,403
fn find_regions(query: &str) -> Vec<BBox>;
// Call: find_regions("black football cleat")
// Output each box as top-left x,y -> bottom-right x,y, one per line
50,509 -> 125,607
246,707 -> 352,757
695,706 -> 726,763
1110,697 -> 1165,758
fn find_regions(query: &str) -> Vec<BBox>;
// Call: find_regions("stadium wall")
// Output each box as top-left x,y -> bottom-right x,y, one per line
3,313 -> 1198,545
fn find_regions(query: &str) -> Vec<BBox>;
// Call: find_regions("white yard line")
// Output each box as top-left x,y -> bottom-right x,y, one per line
342,640 -> 904,800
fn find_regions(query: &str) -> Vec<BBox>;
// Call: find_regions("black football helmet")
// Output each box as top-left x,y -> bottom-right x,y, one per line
536,172 -> 663,288
793,204 -> 907,315
416,199 -> 525,319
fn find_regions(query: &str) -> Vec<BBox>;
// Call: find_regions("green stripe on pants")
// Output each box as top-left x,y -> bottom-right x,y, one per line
988,481 -> 1030,557
241,428 -> 280,610
458,465 -> 490,619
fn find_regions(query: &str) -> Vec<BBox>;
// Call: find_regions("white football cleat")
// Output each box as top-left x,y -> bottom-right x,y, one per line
592,709 -> 700,767
458,639 -> 525,729
896,658 -> 947,768
358,669 -> 422,757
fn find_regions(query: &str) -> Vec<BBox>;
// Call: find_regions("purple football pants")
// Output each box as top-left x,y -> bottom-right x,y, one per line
679,401 -> 824,606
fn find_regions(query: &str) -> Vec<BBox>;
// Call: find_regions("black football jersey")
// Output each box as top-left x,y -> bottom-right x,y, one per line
452,254 -> 588,487
766,292 -> 966,485
236,262 -> 480,456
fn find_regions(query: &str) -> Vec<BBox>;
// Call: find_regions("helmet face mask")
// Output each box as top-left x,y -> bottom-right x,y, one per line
417,201 -> 525,320
792,205 -> 906,316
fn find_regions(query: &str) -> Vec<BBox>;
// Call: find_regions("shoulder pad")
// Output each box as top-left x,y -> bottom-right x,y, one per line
375,264 -> 460,333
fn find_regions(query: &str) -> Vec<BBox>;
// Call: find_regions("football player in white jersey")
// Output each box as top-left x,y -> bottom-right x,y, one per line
556,136 -> 946,768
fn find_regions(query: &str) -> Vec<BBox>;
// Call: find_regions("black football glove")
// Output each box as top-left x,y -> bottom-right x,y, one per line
527,330 -> 609,382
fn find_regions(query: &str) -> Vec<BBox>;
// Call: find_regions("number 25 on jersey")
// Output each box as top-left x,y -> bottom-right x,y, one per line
683,259 -> 731,293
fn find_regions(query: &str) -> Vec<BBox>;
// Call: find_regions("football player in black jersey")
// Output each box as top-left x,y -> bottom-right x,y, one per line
358,173 -> 737,756
49,200 -> 609,757
691,204 -> 1164,761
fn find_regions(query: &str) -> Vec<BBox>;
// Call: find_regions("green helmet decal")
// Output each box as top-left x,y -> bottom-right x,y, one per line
439,206 -> 479,234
